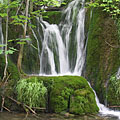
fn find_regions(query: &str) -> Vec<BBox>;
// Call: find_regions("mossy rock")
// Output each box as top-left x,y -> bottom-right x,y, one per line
42,11 -> 62,24
0,55 -> 20,81
19,76 -> 99,114
85,8 -> 120,104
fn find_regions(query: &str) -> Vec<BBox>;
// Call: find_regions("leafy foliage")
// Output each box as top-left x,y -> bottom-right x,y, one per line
109,75 -> 120,99
87,0 -> 120,19
16,78 -> 47,108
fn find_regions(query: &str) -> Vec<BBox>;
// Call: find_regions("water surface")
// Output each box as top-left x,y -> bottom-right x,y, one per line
0,112 -> 119,120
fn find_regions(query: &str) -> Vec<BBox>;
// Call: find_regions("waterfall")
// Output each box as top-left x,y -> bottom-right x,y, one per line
38,0 -> 86,75
0,17 -> 4,52
30,0 -> 120,118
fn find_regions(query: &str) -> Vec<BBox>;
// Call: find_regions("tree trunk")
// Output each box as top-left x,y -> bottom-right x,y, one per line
1,0 -> 9,112
17,0 -> 30,72
2,0 -> 9,82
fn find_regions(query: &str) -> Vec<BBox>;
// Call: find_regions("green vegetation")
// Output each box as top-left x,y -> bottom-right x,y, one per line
0,55 -> 20,81
88,0 -> 120,19
16,78 -> 47,108
85,8 -> 120,103
42,11 -> 62,24
107,75 -> 120,105
16,76 -> 99,114
0,55 -> 20,109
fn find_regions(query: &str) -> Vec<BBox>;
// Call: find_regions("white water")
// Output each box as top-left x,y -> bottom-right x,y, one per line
38,0 -> 86,75
95,92 -> 120,119
87,83 -> 120,119
116,67 -> 120,79
0,17 -> 4,51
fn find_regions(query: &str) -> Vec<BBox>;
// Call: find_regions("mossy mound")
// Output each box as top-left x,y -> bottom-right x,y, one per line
17,76 -> 99,114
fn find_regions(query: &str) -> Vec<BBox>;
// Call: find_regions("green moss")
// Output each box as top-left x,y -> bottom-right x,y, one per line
85,8 -> 120,104
0,55 -> 20,109
0,55 -> 20,81
107,76 -> 120,106
42,11 -> 62,24
18,76 -> 99,114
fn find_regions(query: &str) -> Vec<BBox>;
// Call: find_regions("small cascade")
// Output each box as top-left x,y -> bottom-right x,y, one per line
0,17 -> 4,51
96,93 -> 120,119
89,82 -> 120,119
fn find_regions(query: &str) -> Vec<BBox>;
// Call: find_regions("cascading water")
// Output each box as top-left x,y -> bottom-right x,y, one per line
0,17 -> 4,51
95,92 -> 120,119
87,83 -> 120,119
30,0 -> 120,119
38,0 -> 86,75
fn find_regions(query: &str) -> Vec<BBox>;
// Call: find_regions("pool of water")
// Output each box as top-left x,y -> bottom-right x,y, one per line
0,112 -> 119,120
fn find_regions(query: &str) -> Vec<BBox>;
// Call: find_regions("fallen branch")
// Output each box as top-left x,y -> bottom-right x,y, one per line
32,107 -> 46,110
7,96 -> 37,115
3,106 -> 11,112
7,96 -> 21,105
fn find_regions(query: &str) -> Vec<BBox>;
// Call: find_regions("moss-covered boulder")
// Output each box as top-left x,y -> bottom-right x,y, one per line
85,8 -> 120,104
16,76 -> 99,114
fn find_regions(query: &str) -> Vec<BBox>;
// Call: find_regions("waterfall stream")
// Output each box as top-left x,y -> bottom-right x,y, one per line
30,0 -> 120,119
38,0 -> 86,75
88,82 -> 120,119
33,0 -> 120,118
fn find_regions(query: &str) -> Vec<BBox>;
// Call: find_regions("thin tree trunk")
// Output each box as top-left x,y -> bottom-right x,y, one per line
1,0 -> 9,112
2,0 -> 9,82
17,0 -> 30,72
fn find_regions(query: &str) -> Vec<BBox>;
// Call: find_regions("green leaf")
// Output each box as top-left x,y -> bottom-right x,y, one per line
5,49 -> 14,54
0,50 -> 3,54
17,41 -> 26,44
8,39 -> 14,42
9,47 -> 18,51
0,44 -> 6,47
0,13 -> 7,17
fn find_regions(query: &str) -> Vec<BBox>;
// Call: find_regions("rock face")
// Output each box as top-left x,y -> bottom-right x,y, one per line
16,76 -> 99,114
85,8 -> 120,105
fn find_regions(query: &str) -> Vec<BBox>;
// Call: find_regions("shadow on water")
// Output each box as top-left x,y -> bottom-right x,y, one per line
0,112 -> 119,120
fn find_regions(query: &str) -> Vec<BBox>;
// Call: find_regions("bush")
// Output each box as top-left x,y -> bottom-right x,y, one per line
107,75 -> 120,105
16,78 -> 47,108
